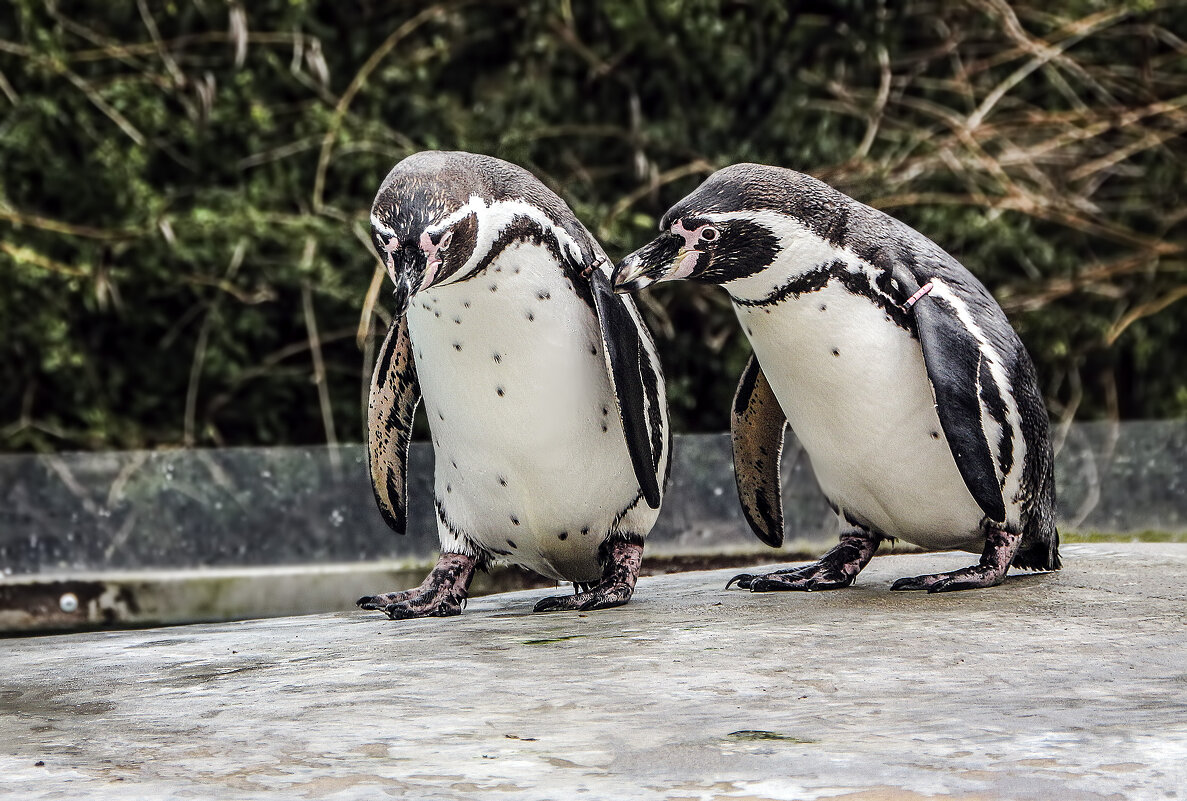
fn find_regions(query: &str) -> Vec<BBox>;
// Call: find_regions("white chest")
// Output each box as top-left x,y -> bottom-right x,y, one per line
405,243 -> 650,580
735,280 -> 985,549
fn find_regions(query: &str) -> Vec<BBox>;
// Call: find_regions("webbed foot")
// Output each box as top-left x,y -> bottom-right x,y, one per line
728,529 -> 881,593
726,564 -> 814,590
357,552 -> 477,619
534,535 -> 643,613
891,525 -> 1021,593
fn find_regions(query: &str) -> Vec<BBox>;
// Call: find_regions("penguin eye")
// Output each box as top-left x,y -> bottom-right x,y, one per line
700,225 -> 719,243
437,230 -> 453,251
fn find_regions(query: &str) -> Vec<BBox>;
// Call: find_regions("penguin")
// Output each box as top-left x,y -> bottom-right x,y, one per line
612,163 -> 1058,593
356,151 -> 670,619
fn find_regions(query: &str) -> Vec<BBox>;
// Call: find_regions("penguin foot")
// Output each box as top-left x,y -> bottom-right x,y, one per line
534,536 -> 643,613
356,552 -> 476,619
890,526 -> 1020,593
890,565 -> 1007,593
727,529 -> 881,593
726,564 -> 815,590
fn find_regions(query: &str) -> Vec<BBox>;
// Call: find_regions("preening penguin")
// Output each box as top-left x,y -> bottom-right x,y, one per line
357,151 -> 670,618
614,164 -> 1058,593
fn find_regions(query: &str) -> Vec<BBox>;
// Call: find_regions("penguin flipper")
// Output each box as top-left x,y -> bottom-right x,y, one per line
878,251 -> 1007,525
367,315 -> 422,535
731,354 -> 786,548
588,267 -> 662,509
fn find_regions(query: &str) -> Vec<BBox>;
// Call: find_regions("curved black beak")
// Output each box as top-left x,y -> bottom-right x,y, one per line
612,233 -> 683,293
391,271 -> 417,318
374,238 -> 424,319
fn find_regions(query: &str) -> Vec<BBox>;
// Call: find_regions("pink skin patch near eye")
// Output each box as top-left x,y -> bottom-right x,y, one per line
669,219 -> 716,279
418,230 -> 452,289
381,237 -> 401,281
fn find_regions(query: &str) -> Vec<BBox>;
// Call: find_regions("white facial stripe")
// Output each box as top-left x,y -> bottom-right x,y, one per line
370,216 -> 399,238
707,210 -> 852,301
373,195 -> 597,287
435,196 -> 588,285
703,209 -> 908,312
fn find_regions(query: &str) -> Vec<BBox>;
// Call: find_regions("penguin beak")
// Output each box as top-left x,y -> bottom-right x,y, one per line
385,248 -> 426,319
391,271 -> 416,318
612,233 -> 688,293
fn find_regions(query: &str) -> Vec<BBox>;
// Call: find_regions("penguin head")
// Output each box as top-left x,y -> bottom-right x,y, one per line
613,164 -> 819,292
369,152 -> 492,316
371,151 -> 597,316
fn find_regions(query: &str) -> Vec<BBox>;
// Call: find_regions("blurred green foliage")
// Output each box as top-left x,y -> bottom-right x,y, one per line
1,0 -> 1184,453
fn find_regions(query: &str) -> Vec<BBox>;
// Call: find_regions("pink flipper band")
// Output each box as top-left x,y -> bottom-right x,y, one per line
904,281 -> 934,310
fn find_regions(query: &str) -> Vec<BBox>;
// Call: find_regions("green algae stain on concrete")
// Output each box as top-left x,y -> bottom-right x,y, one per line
727,730 -> 817,744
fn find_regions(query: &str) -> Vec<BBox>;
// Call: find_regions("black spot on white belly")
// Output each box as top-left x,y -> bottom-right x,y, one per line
434,311 -> 441,318
510,515 -> 520,526
437,410 -> 444,420
558,531 -> 568,540
831,347 -> 840,356
537,290 -> 550,300
581,526 -> 589,535
931,431 -> 940,439
602,406 -> 608,416
463,301 -> 471,308
506,539 -> 517,549
526,311 -> 535,322
819,304 -> 827,311
498,476 -> 507,486
453,316 -> 461,324
446,483 -> 452,493
589,343 -> 597,354
496,386 -> 505,397
601,423 -> 608,433
452,342 -> 462,351
493,352 -> 501,363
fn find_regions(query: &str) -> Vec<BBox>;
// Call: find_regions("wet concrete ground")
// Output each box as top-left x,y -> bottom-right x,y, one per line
2,543 -> 1185,800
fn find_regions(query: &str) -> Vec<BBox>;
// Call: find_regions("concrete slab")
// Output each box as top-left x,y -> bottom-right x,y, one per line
2,543 -> 1186,800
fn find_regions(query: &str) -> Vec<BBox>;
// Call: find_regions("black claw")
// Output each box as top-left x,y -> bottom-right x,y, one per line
726,573 -> 755,590
533,595 -> 572,613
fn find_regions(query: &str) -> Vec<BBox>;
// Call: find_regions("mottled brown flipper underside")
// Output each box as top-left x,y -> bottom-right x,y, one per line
731,353 -> 786,548
368,315 -> 421,535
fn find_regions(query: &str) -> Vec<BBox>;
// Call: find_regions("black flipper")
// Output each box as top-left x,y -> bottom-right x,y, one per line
731,354 -> 786,547
367,315 -> 421,534
589,267 -> 661,509
879,252 -> 1007,525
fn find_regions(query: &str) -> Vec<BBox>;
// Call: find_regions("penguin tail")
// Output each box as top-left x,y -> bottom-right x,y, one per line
1012,523 -> 1060,572
1012,471 -> 1060,572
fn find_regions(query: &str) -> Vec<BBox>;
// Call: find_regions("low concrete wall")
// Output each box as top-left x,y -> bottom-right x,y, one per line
1,423 -> 1184,631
